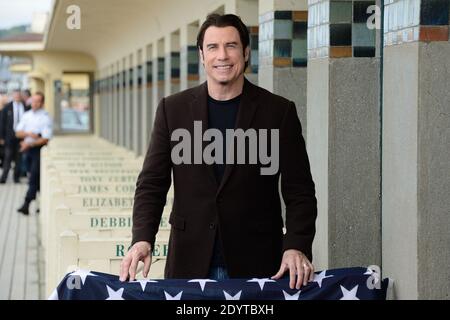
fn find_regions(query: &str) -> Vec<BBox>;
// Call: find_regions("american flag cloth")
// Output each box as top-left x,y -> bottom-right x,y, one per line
49,267 -> 390,300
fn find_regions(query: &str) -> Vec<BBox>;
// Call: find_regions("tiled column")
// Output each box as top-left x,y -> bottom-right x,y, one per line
108,67 -> 114,143
157,38 -> 165,106
165,32 -> 180,96
123,59 -> 129,149
93,76 -> 100,137
143,44 -> 154,151
382,0 -> 450,299
100,72 -> 108,140
127,55 -> 134,151
245,25 -> 259,85
119,62 -> 126,148
98,77 -> 104,139
307,0 -> 381,271
132,52 -> 142,155
258,1 -> 309,136
115,62 -> 121,146
229,0 -> 259,85
180,23 -> 200,90
112,65 -> 118,145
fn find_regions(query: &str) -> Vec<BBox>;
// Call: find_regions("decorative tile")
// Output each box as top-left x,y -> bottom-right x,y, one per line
293,21 -> 307,39
188,63 -> 198,75
273,57 -> 292,67
353,46 -> 375,57
187,45 -> 199,76
274,39 -> 292,57
250,34 -> 259,50
171,52 -> 180,79
352,23 -> 376,47
330,1 -> 352,24
293,11 -> 308,22
330,23 -> 352,46
420,0 -> 449,25
137,65 -> 143,86
353,1 -> 376,23
146,61 -> 153,83
292,39 -> 307,58
128,68 -> 133,86
419,25 -> 449,41
274,11 -> 292,20
157,57 -> 164,81
274,20 -> 293,39
330,46 -> 352,58
122,71 -> 126,87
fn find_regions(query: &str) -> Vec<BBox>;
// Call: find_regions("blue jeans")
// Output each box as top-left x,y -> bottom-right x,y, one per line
207,266 -> 230,280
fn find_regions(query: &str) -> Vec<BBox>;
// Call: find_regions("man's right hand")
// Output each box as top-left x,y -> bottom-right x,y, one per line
119,241 -> 152,281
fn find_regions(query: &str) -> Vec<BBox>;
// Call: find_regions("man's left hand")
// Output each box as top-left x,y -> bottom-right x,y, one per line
20,141 -> 31,152
271,249 -> 315,289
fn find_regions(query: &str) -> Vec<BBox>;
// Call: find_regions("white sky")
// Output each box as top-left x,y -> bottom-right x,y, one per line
0,0 -> 53,29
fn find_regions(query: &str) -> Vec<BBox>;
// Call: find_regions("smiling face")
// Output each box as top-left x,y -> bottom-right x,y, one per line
200,26 -> 250,87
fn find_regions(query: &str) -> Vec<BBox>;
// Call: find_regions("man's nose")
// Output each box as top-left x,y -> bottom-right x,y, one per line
217,45 -> 228,60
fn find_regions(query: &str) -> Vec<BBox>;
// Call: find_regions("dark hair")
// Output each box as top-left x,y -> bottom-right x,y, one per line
197,14 -> 250,69
22,89 -> 31,97
35,91 -> 45,103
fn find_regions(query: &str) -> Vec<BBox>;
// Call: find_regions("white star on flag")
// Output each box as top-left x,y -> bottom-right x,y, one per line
283,290 -> 301,300
131,279 -> 158,292
164,291 -> 183,300
246,278 -> 276,290
48,289 -> 58,300
364,267 -> 375,275
69,269 -> 97,285
340,285 -> 359,300
188,279 -> 217,292
223,290 -> 242,300
312,270 -> 334,288
105,285 -> 124,300
364,267 -> 380,284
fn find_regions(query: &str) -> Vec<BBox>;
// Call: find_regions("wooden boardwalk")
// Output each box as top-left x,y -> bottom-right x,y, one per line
0,177 -> 43,300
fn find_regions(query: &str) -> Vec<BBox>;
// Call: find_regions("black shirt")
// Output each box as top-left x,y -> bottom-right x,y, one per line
207,94 -> 241,267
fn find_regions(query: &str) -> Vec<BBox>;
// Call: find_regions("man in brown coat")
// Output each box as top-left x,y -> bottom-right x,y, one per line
120,14 -> 317,290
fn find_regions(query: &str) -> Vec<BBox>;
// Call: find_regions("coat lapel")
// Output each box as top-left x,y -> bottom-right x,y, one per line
189,82 -> 219,189
217,78 -> 259,196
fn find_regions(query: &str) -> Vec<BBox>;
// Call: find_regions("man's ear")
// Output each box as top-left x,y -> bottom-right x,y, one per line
199,49 -> 204,65
244,46 -> 250,63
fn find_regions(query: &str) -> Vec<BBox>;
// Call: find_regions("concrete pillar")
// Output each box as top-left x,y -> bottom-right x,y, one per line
157,38 -> 165,104
126,55 -> 133,150
108,65 -> 114,143
382,0 -> 450,300
118,60 -> 125,148
115,61 -> 121,146
166,31 -> 181,96
132,51 -> 140,155
233,0 -> 259,85
111,65 -> 117,144
258,0 -> 309,134
136,49 -> 144,156
100,71 -> 106,140
93,74 -> 100,138
307,0 -> 381,272
143,44 -> 154,152
180,22 -> 200,90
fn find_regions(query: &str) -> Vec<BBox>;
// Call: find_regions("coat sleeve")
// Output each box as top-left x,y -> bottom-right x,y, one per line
131,98 -> 172,252
280,101 -> 318,262
0,106 -> 5,140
